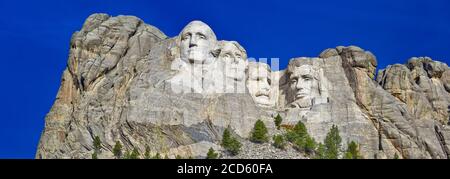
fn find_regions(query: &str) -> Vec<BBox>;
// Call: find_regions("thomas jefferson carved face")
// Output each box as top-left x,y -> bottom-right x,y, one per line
218,41 -> 247,81
179,21 -> 217,64
247,63 -> 273,107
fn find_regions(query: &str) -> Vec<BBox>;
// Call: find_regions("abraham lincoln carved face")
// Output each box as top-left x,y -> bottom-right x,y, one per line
287,60 -> 329,109
290,64 -> 320,101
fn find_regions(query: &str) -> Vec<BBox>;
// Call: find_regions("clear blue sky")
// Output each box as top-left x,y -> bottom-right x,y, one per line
0,0 -> 449,158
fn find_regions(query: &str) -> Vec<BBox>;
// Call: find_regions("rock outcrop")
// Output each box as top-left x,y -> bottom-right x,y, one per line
36,14 -> 450,159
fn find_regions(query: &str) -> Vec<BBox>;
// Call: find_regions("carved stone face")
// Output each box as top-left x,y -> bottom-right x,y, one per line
248,63 -> 273,107
289,64 -> 320,104
179,21 -> 217,64
219,41 -> 247,81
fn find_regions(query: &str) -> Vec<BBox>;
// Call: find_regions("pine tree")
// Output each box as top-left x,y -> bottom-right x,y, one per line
314,143 -> 326,159
293,121 -> 308,138
144,145 -> 151,159
175,155 -> 182,159
222,128 -> 232,147
286,121 -> 308,143
221,127 -> 242,155
152,152 -> 161,159
93,136 -> 102,152
344,141 -> 362,159
274,114 -> 283,130
164,155 -> 169,159
92,151 -> 98,159
272,135 -> 286,149
92,136 -> 101,159
293,138 -> 305,151
129,148 -> 140,159
112,141 -> 122,159
206,148 -> 219,159
304,136 -> 317,154
394,153 -> 400,159
251,120 -> 269,143
123,150 -> 131,159
228,138 -> 242,155
285,130 -> 298,143
324,125 -> 342,159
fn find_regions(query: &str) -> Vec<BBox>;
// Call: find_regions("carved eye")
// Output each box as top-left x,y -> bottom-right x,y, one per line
235,54 -> 242,59
291,78 -> 298,83
301,75 -> 313,81
224,53 -> 231,58
181,34 -> 190,41
198,34 -> 206,40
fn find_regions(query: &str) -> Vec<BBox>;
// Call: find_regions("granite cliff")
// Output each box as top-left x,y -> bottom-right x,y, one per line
36,14 -> 450,159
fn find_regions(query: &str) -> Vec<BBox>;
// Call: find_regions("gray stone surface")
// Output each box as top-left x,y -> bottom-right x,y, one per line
36,14 -> 450,159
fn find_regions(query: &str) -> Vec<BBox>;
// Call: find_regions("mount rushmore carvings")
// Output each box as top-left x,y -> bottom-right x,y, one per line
286,59 -> 330,109
168,21 -> 249,95
37,14 -> 450,159
179,21 -> 217,65
247,62 -> 275,108
168,21 -> 218,94
218,41 -> 248,94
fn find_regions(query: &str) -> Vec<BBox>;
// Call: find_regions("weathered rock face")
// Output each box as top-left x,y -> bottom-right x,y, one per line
36,14 -> 450,159
376,57 -> 450,158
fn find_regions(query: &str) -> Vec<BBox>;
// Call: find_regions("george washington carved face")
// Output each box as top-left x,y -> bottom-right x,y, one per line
179,21 -> 217,65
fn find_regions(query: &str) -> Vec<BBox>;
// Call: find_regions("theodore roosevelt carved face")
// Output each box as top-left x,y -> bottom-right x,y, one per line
247,62 -> 274,107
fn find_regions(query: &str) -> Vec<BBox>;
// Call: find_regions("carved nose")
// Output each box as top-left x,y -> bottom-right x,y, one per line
189,42 -> 197,48
296,82 -> 303,90
189,38 -> 198,48
261,82 -> 270,91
